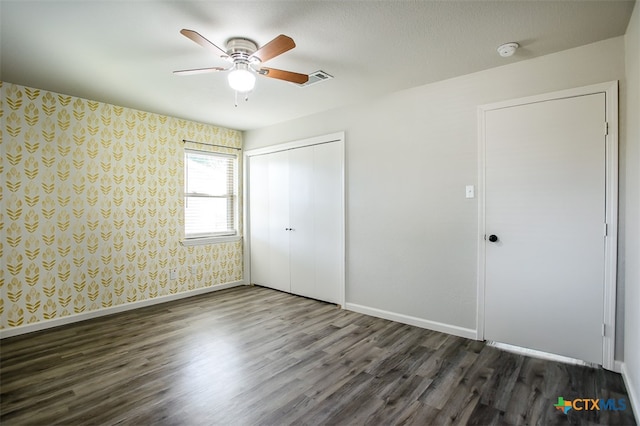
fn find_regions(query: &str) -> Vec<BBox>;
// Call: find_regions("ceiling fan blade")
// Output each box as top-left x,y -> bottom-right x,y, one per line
251,35 -> 296,63
180,29 -> 228,58
260,67 -> 309,84
173,66 -> 227,75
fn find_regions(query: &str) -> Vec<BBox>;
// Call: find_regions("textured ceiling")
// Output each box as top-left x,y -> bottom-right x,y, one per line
1,1 -> 635,130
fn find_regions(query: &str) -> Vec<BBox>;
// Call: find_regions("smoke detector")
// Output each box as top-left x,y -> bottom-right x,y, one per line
497,42 -> 519,57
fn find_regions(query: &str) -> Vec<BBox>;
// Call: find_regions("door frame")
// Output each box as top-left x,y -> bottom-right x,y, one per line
243,132 -> 346,307
476,82 -> 619,370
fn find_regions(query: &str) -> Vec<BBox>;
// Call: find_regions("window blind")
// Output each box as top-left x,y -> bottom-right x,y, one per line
184,149 -> 237,238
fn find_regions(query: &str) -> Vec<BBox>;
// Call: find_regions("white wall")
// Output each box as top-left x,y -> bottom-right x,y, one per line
245,37 -> 627,338
623,1 -> 640,418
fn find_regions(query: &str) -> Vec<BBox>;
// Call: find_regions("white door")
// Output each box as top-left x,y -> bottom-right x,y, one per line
289,142 -> 343,303
249,137 -> 344,304
289,146 -> 315,298
268,150 -> 291,292
248,154 -> 271,287
484,93 -> 606,364
249,150 -> 290,293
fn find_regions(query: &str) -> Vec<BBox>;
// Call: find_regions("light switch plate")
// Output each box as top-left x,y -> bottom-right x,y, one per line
465,185 -> 475,199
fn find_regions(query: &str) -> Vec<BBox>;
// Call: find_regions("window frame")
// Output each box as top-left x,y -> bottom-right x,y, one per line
183,148 -> 239,245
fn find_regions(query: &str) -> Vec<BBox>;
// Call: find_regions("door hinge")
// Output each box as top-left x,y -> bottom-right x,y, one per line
604,122 -> 609,136
604,223 -> 608,237
602,323 -> 606,337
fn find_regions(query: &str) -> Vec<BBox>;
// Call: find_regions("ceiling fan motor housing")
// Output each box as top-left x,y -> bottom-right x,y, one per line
226,38 -> 259,64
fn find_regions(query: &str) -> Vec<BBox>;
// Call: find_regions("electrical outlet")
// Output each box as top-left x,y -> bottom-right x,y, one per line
169,268 -> 177,280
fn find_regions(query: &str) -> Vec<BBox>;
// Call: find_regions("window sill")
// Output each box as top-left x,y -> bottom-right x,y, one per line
182,235 -> 242,246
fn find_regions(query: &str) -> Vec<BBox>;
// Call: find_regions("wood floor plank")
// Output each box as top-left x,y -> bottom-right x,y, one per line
1,286 -> 636,425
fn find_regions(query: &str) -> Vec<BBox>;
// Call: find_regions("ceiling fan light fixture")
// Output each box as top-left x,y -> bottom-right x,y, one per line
177,30 -> 307,103
227,66 -> 256,93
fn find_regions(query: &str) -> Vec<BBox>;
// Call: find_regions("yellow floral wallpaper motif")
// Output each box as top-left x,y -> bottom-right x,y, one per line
1,82 -> 243,329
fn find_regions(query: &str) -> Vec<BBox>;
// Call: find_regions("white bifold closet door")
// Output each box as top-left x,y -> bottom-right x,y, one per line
249,140 -> 343,304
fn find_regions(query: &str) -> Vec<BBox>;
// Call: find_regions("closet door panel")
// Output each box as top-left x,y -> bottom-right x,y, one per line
267,150 -> 291,293
249,155 -> 271,286
289,147 -> 316,298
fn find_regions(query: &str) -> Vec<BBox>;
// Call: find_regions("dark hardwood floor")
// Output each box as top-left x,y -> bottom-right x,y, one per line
1,285 -> 636,425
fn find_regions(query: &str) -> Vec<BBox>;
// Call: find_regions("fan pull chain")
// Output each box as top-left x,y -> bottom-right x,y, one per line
233,91 -> 251,107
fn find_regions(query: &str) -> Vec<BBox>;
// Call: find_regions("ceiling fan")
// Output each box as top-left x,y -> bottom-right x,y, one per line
174,29 -> 309,104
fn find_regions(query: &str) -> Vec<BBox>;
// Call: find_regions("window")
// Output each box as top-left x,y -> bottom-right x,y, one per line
184,149 -> 238,242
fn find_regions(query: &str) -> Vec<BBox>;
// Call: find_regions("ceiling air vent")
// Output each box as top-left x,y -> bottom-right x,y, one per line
297,70 -> 333,87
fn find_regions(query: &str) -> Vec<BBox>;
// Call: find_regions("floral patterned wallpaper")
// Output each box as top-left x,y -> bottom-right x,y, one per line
1,81 -> 243,330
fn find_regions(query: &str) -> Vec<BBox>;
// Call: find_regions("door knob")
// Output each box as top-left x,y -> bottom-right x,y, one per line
488,234 -> 498,242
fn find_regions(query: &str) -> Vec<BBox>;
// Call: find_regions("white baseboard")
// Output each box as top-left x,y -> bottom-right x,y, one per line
0,281 -> 246,339
614,360 -> 624,374
345,303 -> 477,340
621,362 -> 640,424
